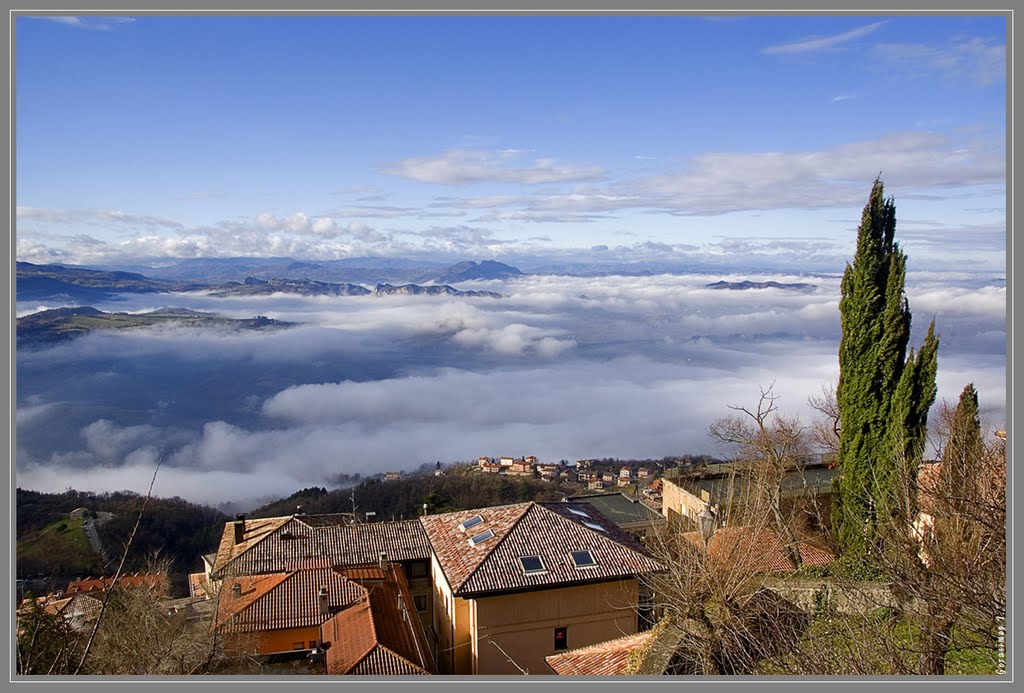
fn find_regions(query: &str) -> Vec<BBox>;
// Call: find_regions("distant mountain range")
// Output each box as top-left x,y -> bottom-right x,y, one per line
16,306 -> 293,348
16,260 -> 514,303
81,257 -> 524,286
705,280 -> 816,293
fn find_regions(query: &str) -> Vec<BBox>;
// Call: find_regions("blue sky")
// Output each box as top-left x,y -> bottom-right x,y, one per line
15,14 -> 1007,272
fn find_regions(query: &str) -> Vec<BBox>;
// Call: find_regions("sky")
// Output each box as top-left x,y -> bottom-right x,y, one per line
13,14 -> 1008,508
15,14 -> 1007,273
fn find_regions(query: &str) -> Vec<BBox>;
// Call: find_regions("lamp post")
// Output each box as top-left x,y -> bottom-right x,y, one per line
697,504 -> 717,548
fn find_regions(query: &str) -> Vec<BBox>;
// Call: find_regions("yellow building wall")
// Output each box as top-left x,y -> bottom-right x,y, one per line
224,625 -> 320,656
662,477 -> 705,527
431,553 -> 473,675
470,579 -> 641,675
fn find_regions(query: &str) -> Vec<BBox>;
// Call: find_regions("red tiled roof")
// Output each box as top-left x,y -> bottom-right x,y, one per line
545,630 -> 654,675
212,516 -> 430,578
217,566 -> 365,633
321,563 -> 433,675
65,573 -> 166,595
421,502 -> 664,598
212,516 -> 293,577
682,526 -> 834,573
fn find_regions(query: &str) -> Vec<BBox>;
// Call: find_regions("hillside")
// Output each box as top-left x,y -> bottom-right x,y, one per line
17,306 -> 294,347
16,517 -> 105,580
16,488 -> 227,577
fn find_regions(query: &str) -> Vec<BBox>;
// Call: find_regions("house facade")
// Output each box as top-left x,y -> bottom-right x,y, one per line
420,502 -> 663,675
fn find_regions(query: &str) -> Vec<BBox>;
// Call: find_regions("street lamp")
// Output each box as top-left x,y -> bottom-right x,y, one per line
697,504 -> 717,547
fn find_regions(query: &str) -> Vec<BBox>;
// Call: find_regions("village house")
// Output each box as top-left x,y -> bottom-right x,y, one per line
65,572 -> 167,596
384,472 -> 402,482
507,459 -> 535,477
564,493 -> 665,545
201,513 -> 434,637
575,460 -> 593,470
619,467 -> 631,479
660,462 -> 835,532
587,479 -> 605,491
420,501 -> 664,675
499,457 -> 515,467
637,467 -> 650,479
681,526 -> 835,574
616,476 -> 631,488
545,630 -> 656,675
320,560 -> 435,675
216,565 -> 366,656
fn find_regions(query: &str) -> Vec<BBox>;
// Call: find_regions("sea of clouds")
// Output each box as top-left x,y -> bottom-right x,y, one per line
15,271 -> 1006,508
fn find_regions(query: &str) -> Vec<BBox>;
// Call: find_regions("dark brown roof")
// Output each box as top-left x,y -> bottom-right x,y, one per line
421,502 -> 664,598
217,566 -> 365,633
681,526 -> 834,573
545,630 -> 654,675
212,516 -> 430,578
321,563 -> 433,675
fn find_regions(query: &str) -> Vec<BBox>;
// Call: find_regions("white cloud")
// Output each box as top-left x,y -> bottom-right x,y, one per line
16,271 -> 1005,506
37,16 -> 135,31
873,37 -> 1006,87
381,149 -> 605,185
762,21 -> 886,55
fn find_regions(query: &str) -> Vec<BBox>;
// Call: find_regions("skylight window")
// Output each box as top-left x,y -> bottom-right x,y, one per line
519,555 -> 545,574
458,516 -> 484,533
571,550 -> 598,568
567,508 -> 589,518
467,529 -> 495,547
582,521 -> 607,533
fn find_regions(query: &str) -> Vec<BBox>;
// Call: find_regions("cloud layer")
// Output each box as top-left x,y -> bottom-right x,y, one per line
16,272 -> 1006,507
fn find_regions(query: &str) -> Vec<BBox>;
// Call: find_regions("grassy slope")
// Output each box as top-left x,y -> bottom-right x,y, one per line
17,518 -> 103,579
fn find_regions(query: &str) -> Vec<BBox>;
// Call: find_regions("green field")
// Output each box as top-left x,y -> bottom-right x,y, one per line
16,517 -> 103,579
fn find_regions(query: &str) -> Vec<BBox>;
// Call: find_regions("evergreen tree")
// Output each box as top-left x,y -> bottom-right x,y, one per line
937,383 -> 984,504
834,178 -> 939,557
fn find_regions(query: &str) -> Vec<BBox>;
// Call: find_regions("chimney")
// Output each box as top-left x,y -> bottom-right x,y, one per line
379,552 -> 389,573
233,514 -> 246,545
318,586 -> 329,615
231,583 -> 241,599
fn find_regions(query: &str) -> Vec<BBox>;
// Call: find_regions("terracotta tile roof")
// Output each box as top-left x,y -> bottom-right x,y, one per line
65,573 -> 167,595
213,516 -> 430,578
321,563 -> 433,675
545,630 -> 654,675
421,502 -> 664,598
188,572 -> 211,599
217,566 -> 365,633
212,516 -> 293,577
681,526 -> 834,573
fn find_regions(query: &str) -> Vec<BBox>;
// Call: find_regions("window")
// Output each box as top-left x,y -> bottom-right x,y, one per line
467,529 -> 495,547
554,626 -> 568,651
567,507 -> 589,518
309,640 -> 319,649
519,555 -> 545,574
582,521 -> 607,533
414,594 -> 428,612
292,642 -> 306,650
458,516 -> 484,533
410,560 -> 429,578
571,550 -> 597,568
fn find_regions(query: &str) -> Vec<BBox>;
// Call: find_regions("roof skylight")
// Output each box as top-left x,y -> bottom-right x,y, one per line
519,555 -> 545,574
571,550 -> 598,568
582,521 -> 607,533
458,516 -> 484,533
567,508 -> 589,518
467,529 -> 495,547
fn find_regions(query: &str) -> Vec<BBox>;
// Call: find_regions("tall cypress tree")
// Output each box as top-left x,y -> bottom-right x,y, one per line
834,178 -> 939,557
